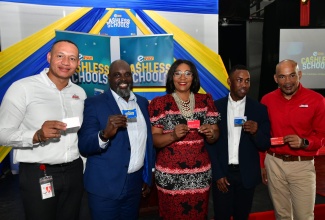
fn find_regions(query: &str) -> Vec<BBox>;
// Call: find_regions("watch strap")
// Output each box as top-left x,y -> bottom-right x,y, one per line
99,130 -> 109,142
301,138 -> 309,149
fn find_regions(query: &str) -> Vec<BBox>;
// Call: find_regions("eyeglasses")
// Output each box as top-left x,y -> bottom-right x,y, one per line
173,70 -> 193,78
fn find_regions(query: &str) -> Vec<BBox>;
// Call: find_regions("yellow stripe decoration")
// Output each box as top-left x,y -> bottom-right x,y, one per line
198,87 -> 206,94
89,9 -> 115,34
0,8 -> 92,78
143,10 -> 229,89
125,9 -> 152,35
133,87 -> 166,92
0,146 -> 12,163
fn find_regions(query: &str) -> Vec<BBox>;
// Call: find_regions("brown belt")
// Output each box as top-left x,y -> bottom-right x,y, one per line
267,150 -> 314,162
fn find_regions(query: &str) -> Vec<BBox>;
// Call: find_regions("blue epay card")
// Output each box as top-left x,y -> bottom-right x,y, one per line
234,116 -> 247,126
122,109 -> 137,118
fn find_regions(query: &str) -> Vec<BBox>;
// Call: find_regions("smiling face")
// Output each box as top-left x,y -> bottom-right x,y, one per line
274,60 -> 302,99
47,41 -> 80,84
228,69 -> 250,101
108,60 -> 133,100
173,63 -> 193,94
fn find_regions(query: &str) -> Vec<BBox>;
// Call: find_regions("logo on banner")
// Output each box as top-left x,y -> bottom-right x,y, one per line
71,53 -> 109,85
301,51 -> 325,71
100,10 -> 137,36
120,34 -> 174,87
130,55 -> 171,87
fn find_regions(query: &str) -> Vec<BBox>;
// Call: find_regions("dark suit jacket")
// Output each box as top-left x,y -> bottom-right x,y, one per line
207,96 -> 270,188
78,89 -> 155,199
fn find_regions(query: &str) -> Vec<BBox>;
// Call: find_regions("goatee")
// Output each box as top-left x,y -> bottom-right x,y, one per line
116,84 -> 131,98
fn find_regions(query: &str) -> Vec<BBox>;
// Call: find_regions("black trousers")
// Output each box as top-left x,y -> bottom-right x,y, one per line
19,157 -> 84,220
212,166 -> 255,220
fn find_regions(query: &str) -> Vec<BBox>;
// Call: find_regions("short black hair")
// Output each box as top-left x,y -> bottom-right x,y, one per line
165,59 -> 201,94
228,64 -> 248,77
51,39 -> 79,54
109,59 -> 130,74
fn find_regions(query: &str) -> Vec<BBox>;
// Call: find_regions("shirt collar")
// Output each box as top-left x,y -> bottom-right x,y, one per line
40,68 -> 72,89
110,89 -> 136,103
228,93 -> 246,105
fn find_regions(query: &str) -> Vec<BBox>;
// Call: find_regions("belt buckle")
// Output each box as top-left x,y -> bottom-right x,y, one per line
282,155 -> 291,162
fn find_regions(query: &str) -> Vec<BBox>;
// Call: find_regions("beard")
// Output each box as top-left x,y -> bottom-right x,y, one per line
116,83 -> 132,98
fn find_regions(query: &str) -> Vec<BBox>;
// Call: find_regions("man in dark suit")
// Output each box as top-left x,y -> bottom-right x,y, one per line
207,65 -> 270,220
78,59 -> 155,220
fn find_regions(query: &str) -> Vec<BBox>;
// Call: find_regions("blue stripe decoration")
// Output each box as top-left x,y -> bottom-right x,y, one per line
135,10 -> 228,100
0,8 -> 106,102
0,0 -> 219,14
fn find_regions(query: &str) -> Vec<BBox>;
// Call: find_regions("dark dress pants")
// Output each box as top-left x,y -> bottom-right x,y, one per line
19,157 -> 84,220
212,165 -> 255,220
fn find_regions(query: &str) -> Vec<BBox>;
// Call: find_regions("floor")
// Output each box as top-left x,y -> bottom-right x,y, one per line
1,156 -> 325,219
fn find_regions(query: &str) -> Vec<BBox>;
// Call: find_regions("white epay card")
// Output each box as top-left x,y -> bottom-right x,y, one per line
62,117 -> 81,128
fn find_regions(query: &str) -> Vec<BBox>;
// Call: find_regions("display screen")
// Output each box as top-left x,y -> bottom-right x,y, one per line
280,29 -> 325,89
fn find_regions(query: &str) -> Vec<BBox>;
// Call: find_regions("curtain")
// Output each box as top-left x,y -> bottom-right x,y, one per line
0,0 -> 219,14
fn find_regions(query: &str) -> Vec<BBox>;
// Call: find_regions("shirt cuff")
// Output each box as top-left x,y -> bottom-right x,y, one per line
98,132 -> 109,149
23,130 -> 38,147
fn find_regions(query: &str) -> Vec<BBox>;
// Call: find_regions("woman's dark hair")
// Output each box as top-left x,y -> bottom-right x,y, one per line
165,59 -> 201,94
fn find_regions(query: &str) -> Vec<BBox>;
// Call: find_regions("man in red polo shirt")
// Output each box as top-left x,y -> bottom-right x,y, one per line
261,59 -> 325,220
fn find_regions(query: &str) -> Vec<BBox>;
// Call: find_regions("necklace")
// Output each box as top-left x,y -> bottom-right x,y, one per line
172,92 -> 195,120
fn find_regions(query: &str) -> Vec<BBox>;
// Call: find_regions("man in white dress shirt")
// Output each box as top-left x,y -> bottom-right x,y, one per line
0,40 -> 86,220
207,65 -> 270,220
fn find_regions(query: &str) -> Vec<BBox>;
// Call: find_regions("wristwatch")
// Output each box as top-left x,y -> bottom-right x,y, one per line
99,130 -> 109,142
301,138 -> 309,149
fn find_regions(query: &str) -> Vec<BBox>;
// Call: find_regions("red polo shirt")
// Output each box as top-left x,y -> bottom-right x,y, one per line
261,84 -> 325,157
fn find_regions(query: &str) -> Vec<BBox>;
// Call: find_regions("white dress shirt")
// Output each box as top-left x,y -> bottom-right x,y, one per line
99,89 -> 147,174
0,68 -> 86,164
227,94 -> 246,165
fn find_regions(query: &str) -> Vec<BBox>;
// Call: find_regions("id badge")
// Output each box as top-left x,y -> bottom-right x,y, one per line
234,116 -> 247,126
39,176 -> 55,200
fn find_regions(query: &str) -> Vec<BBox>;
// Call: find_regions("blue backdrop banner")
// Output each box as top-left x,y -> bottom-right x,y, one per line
100,10 -> 137,36
120,34 -> 173,88
55,30 -> 111,97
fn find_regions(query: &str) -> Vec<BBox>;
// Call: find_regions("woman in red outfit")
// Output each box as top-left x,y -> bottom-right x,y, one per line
148,59 -> 220,219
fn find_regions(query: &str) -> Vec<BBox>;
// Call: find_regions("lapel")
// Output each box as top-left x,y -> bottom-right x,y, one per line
104,89 -> 124,115
240,97 -> 249,140
218,97 -> 229,140
134,95 -> 151,129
